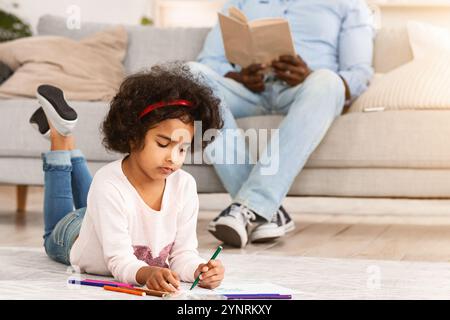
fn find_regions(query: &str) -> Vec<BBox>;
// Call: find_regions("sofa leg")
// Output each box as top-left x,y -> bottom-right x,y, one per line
16,185 -> 28,217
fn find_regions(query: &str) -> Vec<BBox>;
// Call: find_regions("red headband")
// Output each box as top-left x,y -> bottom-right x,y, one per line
139,99 -> 193,119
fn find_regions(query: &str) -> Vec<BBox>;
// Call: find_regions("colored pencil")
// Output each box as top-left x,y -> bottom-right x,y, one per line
132,287 -> 169,297
103,285 -> 146,297
190,245 -> 223,290
68,280 -> 118,288
84,279 -> 133,288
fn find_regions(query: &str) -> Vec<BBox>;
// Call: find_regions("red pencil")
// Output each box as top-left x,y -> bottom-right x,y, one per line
103,285 -> 146,297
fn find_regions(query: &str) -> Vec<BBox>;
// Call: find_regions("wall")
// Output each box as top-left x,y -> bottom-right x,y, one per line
153,0 -> 225,27
2,0 -> 450,32
0,0 -> 152,33
372,2 -> 450,29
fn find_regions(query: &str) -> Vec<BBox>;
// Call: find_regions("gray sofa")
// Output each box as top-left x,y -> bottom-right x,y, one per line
3,15 -> 450,213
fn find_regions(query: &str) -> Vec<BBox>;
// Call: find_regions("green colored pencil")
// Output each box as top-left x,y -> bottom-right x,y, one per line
190,246 -> 223,290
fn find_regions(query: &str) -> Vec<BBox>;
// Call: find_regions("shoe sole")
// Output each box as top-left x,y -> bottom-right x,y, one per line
29,107 -> 50,139
209,224 -> 246,248
285,220 -> 295,233
249,228 -> 284,243
250,220 -> 295,243
36,85 -> 77,136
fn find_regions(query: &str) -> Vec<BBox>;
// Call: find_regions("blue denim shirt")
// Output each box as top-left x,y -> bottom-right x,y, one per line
197,0 -> 374,99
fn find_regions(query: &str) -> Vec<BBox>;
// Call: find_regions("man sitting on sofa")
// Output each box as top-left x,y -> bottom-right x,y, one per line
188,0 -> 374,248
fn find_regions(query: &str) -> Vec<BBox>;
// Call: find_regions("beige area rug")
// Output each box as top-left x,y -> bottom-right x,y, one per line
1,247 -> 449,300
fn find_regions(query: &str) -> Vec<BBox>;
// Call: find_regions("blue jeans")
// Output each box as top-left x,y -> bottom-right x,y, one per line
42,149 -> 92,265
188,62 -> 345,221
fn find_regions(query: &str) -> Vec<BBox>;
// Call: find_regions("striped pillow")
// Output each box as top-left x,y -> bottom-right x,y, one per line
349,53 -> 450,113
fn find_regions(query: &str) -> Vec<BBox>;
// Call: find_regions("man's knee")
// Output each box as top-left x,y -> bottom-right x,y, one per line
289,69 -> 345,116
306,69 -> 345,95
304,69 -> 345,109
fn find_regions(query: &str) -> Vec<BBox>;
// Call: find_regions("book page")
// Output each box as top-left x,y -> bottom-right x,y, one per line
250,21 -> 296,64
229,6 -> 247,24
218,12 -> 253,67
249,18 -> 286,28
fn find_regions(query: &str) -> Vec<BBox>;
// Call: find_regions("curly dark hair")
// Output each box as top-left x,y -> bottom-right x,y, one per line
101,63 -> 223,154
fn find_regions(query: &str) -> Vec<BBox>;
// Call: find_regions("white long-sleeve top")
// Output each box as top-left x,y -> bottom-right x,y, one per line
70,159 -> 205,285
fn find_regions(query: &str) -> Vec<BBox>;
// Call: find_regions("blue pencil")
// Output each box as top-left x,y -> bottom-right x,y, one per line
68,280 -> 119,288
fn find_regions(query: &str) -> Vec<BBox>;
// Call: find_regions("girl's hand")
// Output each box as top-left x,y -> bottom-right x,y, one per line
144,266 -> 180,293
194,260 -> 225,289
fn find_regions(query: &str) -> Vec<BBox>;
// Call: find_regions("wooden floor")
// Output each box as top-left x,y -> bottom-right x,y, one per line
3,185 -> 450,262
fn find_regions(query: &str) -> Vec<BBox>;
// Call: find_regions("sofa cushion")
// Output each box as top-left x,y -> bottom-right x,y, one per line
407,21 -> 450,60
0,98 -> 121,161
3,100 -> 450,170
372,26 -> 413,74
37,15 -> 210,75
307,110 -> 450,168
237,111 -> 450,169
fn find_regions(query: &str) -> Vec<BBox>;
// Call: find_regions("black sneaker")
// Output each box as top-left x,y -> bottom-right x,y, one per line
0,61 -> 13,85
29,107 -> 50,139
249,205 -> 295,243
36,84 -> 78,136
208,203 -> 260,248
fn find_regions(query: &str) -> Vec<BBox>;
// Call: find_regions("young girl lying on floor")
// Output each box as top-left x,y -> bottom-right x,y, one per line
29,64 -> 224,292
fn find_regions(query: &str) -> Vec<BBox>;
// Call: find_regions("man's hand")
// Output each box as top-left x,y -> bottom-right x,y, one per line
225,63 -> 266,93
194,260 -> 225,289
136,266 -> 180,293
272,54 -> 312,87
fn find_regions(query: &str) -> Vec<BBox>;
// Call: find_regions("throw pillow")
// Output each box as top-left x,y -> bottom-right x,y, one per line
350,52 -> 450,112
0,26 -> 127,101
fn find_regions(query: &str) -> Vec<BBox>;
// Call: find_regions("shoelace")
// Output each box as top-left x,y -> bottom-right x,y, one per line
229,204 -> 256,226
270,210 -> 280,224
270,208 -> 289,225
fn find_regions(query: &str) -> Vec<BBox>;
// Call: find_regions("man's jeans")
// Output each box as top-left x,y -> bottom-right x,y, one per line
188,62 -> 345,221
42,150 -> 91,265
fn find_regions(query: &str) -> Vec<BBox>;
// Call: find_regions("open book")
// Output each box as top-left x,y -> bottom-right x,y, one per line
218,7 -> 296,68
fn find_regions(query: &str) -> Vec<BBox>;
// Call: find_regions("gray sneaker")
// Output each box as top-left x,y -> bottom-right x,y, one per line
249,206 -> 295,243
208,203 -> 260,248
